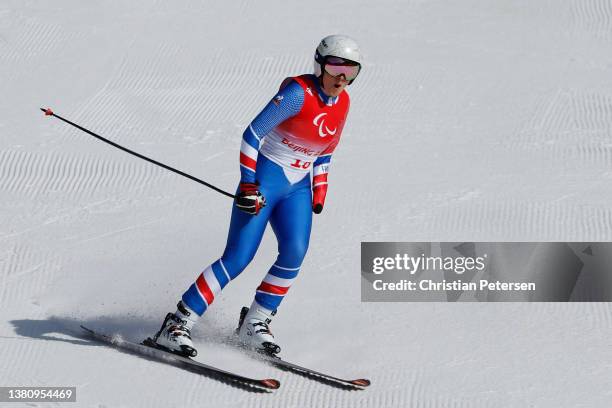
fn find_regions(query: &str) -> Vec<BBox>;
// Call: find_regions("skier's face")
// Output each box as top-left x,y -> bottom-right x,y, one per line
321,71 -> 349,97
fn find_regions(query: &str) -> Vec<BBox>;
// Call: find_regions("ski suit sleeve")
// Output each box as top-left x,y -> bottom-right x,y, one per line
312,96 -> 349,213
239,80 -> 304,183
312,153 -> 332,212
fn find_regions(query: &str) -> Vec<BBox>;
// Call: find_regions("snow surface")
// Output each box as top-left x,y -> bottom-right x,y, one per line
2,0 -> 612,406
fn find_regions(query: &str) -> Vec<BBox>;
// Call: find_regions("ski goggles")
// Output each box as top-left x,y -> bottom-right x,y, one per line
323,56 -> 361,81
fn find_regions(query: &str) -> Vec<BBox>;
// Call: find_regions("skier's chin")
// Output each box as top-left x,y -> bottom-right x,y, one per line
327,85 -> 344,97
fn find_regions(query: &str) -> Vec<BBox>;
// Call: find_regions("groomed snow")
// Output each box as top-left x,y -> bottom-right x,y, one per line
2,0 -> 612,407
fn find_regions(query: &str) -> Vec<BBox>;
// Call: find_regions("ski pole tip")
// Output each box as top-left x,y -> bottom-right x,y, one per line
40,107 -> 54,116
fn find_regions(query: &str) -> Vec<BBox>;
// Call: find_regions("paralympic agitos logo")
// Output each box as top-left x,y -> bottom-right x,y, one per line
313,113 -> 337,138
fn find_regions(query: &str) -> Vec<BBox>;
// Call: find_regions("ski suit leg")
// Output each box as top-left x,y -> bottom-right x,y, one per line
254,177 -> 312,311
181,155 -> 291,316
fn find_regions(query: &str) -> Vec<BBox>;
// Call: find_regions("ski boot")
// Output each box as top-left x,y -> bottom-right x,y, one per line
150,301 -> 198,357
236,301 -> 281,355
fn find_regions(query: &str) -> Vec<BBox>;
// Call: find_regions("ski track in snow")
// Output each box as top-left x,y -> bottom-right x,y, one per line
2,0 -> 612,407
570,0 -> 612,41
0,13 -> 67,62
0,149 -> 160,196
431,201 -> 612,241
1,244 -> 60,308
511,89 -> 612,158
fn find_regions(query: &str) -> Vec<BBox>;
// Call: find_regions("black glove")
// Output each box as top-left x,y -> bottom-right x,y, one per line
235,182 -> 266,215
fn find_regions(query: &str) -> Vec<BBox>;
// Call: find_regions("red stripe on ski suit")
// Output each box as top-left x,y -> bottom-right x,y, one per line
257,281 -> 290,295
196,273 -> 215,305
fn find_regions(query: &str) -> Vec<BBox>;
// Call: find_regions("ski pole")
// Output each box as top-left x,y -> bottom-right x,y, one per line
40,107 -> 236,199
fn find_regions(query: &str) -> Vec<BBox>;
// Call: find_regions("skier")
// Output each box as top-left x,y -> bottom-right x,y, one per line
151,35 -> 362,357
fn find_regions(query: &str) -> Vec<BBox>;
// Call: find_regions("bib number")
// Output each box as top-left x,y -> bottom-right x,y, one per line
290,159 -> 311,169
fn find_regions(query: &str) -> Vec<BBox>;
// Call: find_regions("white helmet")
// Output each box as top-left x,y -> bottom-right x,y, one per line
314,34 -> 362,84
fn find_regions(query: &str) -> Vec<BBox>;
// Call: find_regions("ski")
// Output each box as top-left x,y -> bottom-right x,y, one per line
80,325 -> 280,391
262,354 -> 370,389
233,307 -> 370,389
241,346 -> 370,390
